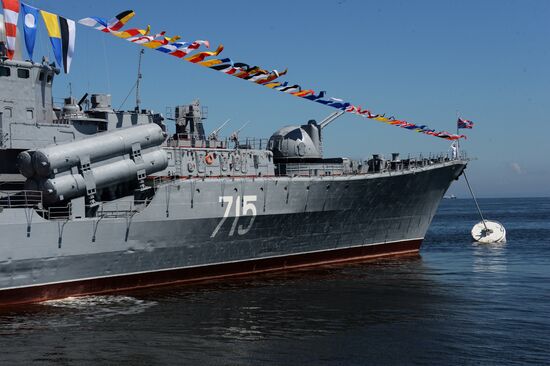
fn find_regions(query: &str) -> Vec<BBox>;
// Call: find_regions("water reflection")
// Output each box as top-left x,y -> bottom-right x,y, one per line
126,255 -> 447,342
472,242 -> 508,274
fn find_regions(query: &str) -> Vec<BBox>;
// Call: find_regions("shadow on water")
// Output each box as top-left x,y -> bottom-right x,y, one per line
0,254 -> 457,365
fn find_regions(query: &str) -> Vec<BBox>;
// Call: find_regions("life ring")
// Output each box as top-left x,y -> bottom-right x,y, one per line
205,154 -> 214,165
187,162 -> 196,172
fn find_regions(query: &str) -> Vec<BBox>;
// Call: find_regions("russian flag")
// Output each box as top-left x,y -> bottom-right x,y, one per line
457,118 -> 474,129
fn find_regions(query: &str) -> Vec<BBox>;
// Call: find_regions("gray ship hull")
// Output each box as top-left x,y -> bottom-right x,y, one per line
0,161 -> 465,305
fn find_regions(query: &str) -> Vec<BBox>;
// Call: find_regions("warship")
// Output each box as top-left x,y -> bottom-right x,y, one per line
0,33 -> 466,305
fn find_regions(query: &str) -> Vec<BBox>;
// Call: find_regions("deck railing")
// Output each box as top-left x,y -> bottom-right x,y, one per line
94,199 -> 149,218
165,135 -> 270,151
0,190 -> 43,208
275,151 -> 467,177
45,204 -> 72,220
166,135 -> 228,149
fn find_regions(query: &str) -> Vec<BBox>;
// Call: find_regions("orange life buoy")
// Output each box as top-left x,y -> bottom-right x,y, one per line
205,154 -> 214,165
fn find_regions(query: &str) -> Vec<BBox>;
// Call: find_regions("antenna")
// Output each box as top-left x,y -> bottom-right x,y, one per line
319,110 -> 345,129
135,49 -> 144,112
68,82 -> 72,98
208,119 -> 230,140
230,121 -> 250,144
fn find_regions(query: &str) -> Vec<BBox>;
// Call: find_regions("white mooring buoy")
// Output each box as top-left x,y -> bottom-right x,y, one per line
471,220 -> 506,243
462,170 -> 506,244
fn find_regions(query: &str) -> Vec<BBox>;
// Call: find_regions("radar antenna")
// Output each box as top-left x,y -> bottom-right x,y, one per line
319,110 -> 345,129
135,49 -> 144,112
208,119 -> 230,140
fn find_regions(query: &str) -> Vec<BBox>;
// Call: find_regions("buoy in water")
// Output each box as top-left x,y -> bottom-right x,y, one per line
471,220 -> 506,243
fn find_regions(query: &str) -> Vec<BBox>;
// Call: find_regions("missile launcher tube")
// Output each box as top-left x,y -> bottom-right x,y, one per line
18,124 -> 166,178
30,149 -> 168,204
16,151 -> 34,178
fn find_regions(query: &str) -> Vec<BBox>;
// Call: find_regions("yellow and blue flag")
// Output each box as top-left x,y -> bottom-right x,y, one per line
40,10 -> 62,68
40,10 -> 76,73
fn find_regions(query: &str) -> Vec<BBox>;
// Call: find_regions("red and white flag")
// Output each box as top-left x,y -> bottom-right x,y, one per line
2,0 -> 20,59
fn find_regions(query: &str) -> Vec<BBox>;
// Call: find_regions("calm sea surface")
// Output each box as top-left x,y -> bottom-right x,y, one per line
0,198 -> 549,365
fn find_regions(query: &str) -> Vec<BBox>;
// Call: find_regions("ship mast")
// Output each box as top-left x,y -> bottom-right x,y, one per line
135,49 -> 144,112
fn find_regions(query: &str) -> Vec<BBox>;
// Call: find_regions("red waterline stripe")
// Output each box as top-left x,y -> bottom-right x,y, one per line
0,239 -> 422,307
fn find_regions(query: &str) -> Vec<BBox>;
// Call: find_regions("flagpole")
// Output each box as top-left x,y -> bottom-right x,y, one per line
135,49 -> 144,112
455,110 -> 460,159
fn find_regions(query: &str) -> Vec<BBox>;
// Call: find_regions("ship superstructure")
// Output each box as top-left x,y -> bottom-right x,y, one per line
0,56 -> 164,183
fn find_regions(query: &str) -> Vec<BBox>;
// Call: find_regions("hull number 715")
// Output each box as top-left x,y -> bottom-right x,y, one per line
211,195 -> 257,238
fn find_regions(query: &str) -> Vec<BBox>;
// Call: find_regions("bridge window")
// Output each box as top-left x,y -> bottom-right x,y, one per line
17,69 -> 30,79
39,72 -> 44,81
0,66 -> 10,77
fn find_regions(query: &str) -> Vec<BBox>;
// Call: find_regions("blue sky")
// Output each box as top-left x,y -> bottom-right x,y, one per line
19,0 -> 550,197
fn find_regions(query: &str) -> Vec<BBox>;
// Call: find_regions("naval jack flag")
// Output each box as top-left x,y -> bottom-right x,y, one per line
457,118 -> 474,129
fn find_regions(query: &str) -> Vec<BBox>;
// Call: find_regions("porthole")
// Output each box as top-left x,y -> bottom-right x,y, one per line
0,66 -> 10,77
17,69 -> 30,79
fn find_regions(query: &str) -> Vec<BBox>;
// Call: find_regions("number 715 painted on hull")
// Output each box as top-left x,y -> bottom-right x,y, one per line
211,195 -> 257,238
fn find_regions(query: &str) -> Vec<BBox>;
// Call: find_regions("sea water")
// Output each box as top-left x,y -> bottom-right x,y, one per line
0,198 -> 549,365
